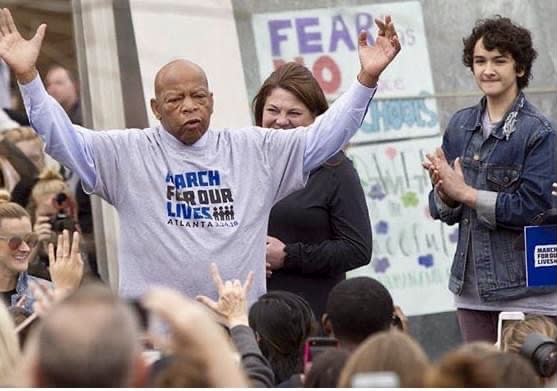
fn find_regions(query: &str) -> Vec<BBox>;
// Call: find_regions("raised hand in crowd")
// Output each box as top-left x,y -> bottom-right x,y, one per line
30,230 -> 83,317
357,15 -> 401,87
196,262 -> 254,328
196,263 -> 274,387
142,287 -> 248,388
0,8 -> 46,83
49,230 -> 84,295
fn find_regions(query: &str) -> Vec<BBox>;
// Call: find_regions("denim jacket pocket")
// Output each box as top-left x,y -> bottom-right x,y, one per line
486,166 -> 521,192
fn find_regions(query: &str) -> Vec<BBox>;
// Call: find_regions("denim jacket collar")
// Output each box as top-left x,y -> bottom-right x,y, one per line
462,92 -> 526,141
15,271 -> 29,295
11,272 -> 45,314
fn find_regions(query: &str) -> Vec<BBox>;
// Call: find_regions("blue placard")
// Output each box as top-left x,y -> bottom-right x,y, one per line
524,225 -> 557,287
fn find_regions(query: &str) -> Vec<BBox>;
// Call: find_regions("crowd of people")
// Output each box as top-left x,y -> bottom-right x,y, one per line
0,5 -> 556,387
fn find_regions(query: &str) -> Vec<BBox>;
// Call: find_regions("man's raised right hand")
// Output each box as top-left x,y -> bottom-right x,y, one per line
0,8 -> 46,84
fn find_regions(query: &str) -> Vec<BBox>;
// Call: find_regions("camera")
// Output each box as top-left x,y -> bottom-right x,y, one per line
520,332 -> 557,378
49,192 -> 77,233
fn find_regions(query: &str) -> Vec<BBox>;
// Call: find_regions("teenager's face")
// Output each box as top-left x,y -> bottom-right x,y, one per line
472,37 -> 524,101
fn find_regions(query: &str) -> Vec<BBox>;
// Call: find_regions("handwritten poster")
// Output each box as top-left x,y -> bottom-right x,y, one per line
346,137 -> 457,316
252,1 -> 440,142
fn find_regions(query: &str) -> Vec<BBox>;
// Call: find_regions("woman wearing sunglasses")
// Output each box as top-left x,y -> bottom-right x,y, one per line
0,189 -> 45,314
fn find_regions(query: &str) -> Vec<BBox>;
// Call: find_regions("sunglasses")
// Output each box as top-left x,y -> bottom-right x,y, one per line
0,233 -> 39,251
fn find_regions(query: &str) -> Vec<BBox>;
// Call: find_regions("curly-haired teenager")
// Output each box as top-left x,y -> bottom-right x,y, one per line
423,16 -> 557,342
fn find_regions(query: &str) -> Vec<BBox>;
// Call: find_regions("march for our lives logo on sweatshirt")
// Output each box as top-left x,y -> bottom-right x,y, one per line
164,170 -> 238,228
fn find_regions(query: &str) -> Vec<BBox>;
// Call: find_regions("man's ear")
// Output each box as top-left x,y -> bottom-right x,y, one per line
208,92 -> 214,115
321,313 -> 334,337
150,98 -> 162,121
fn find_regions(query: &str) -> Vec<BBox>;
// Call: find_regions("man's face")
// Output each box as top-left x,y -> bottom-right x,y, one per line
46,67 -> 78,108
150,61 -> 214,145
0,217 -> 33,276
472,38 -> 523,101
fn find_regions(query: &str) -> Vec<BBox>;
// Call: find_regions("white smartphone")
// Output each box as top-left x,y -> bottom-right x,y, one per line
351,372 -> 400,388
496,311 -> 525,349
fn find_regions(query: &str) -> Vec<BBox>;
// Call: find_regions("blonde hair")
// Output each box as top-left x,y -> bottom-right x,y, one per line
337,330 -> 430,387
32,168 -> 67,196
3,127 -> 42,146
27,168 -> 73,221
501,315 -> 557,353
0,301 -> 21,381
0,189 -> 30,226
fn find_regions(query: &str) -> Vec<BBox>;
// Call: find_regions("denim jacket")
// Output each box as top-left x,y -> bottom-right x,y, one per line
429,92 -> 557,302
9,272 -> 51,314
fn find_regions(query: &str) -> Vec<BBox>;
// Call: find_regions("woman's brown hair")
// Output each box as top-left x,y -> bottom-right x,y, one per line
0,189 -> 30,225
252,62 -> 328,126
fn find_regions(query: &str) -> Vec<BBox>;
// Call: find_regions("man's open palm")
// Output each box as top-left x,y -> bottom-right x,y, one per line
358,15 -> 401,80
0,8 -> 46,81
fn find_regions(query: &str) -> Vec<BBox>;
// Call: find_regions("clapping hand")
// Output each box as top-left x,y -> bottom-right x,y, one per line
423,148 -> 473,207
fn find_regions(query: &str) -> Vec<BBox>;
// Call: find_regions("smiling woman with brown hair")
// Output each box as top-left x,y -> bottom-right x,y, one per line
253,62 -> 372,319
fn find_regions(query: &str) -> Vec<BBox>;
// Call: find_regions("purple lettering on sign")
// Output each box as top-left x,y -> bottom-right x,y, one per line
329,15 -> 355,52
295,17 -> 323,54
268,19 -> 292,57
356,12 -> 375,45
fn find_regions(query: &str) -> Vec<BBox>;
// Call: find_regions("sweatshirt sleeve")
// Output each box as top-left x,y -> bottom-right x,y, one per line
303,81 -> 376,173
230,325 -> 275,387
18,75 -> 97,191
